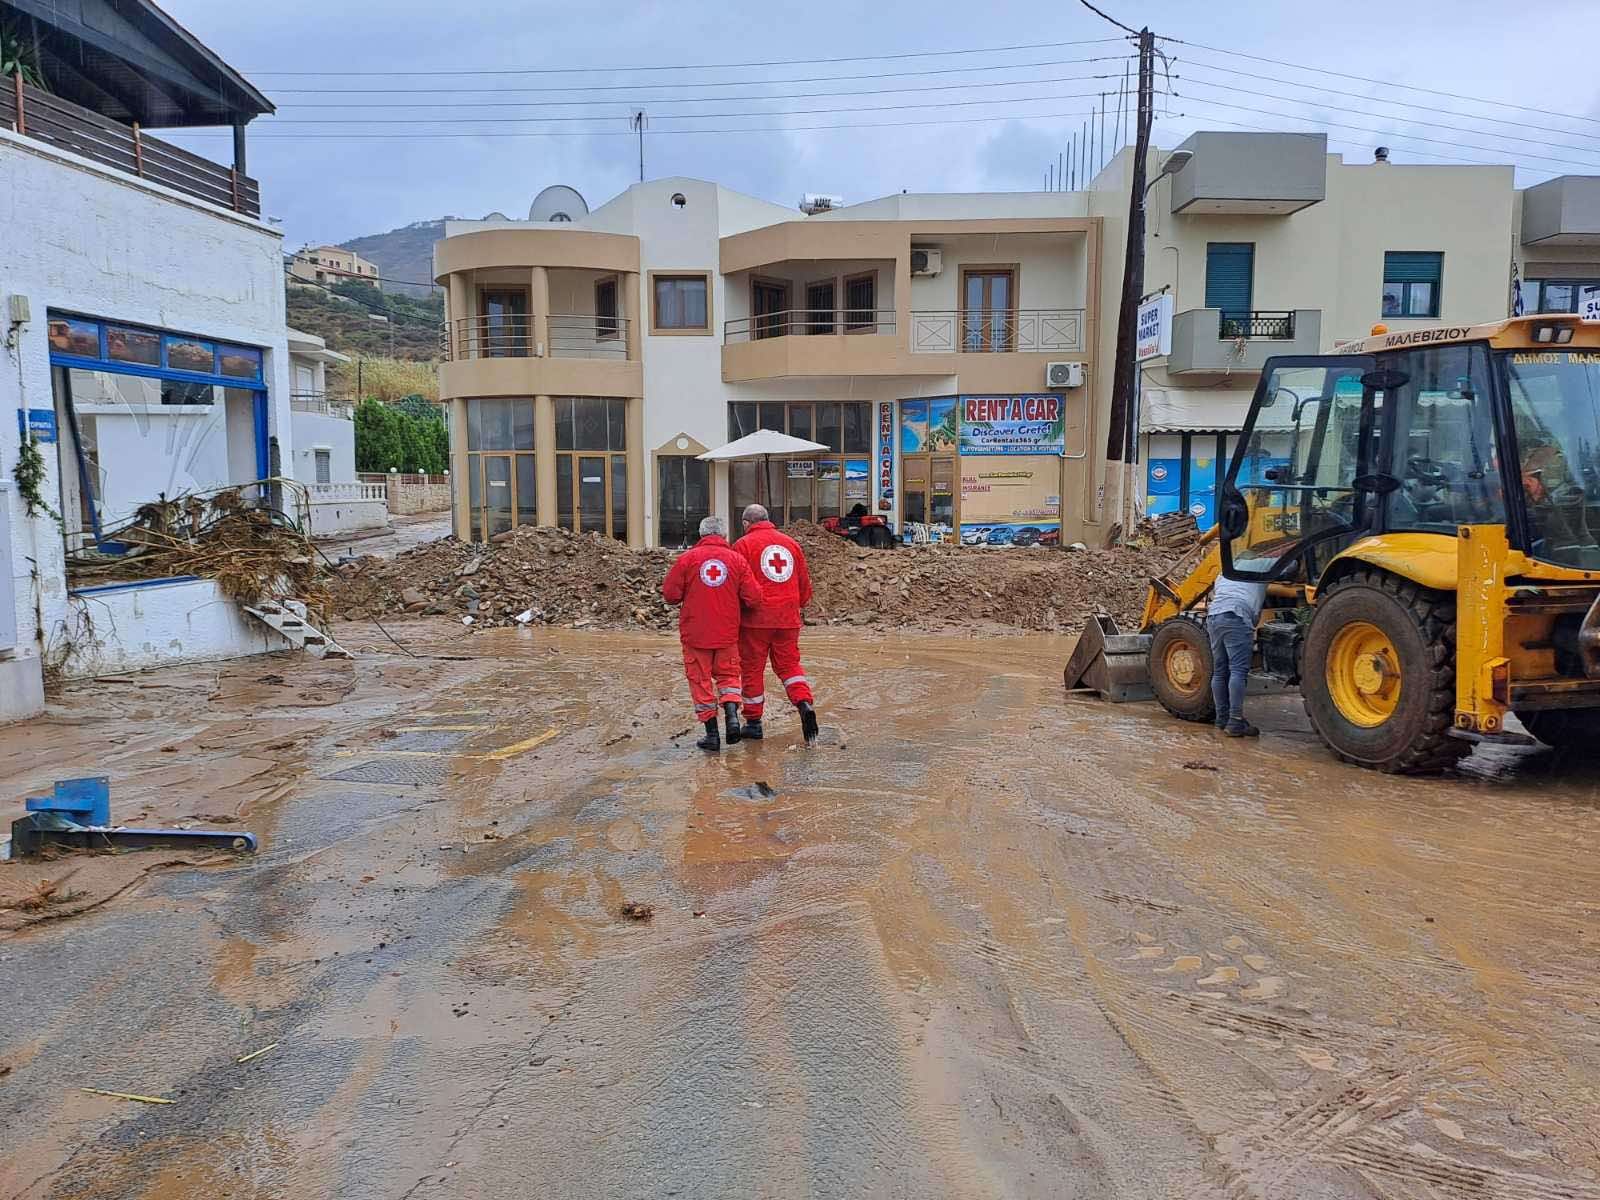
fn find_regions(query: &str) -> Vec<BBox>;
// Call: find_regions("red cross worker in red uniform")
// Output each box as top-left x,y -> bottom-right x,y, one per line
661,515 -> 762,751
733,503 -> 820,745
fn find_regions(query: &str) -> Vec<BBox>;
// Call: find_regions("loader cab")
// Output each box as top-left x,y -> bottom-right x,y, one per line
1219,341 -> 1508,583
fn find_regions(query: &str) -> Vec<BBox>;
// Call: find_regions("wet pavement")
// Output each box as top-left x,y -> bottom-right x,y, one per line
2,622 -> 1599,1199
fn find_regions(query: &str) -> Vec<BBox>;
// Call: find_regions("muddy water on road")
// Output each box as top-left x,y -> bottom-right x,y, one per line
3,626 -> 1599,1199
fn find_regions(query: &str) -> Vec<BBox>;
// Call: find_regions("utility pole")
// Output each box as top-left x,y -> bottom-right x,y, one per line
1106,25 -> 1154,542
631,110 -> 647,182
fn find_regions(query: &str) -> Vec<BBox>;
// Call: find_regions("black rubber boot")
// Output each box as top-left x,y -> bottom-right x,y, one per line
723,702 -> 742,745
798,700 -> 819,746
742,718 -> 764,741
696,719 -> 720,752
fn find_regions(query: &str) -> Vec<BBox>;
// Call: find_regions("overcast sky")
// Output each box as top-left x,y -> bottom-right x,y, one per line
164,0 -> 1600,260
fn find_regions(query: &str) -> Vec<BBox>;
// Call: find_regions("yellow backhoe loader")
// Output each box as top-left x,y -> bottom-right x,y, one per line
1066,313 -> 1600,772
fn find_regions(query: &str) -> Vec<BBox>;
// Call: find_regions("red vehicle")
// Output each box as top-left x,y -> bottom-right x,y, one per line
821,504 -> 896,549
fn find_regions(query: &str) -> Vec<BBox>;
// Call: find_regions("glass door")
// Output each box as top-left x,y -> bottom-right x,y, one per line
902,454 -> 929,526
578,455 -> 607,535
481,289 -> 529,357
962,269 -> 1014,351
752,280 -> 789,340
930,455 -> 957,529
482,454 -> 514,536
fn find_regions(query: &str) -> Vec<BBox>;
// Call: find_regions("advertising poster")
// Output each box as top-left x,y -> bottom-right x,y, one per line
901,398 -> 957,453
958,455 -> 1062,548
959,395 -> 1066,456
845,459 -> 870,502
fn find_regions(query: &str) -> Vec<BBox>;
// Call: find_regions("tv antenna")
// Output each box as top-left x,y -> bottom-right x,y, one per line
631,110 -> 647,182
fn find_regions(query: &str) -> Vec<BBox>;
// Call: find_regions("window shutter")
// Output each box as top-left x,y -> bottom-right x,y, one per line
1204,243 -> 1254,318
1384,252 -> 1442,284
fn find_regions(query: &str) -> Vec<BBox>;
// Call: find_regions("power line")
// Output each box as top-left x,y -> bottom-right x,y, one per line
259,88 -> 1166,126
245,36 -> 1129,77
181,106 -> 1125,139
1173,78 -> 1600,164
1172,58 -> 1600,147
1158,35 -> 1600,131
274,69 -> 1135,110
1075,0 -> 1139,37
264,54 -> 1132,96
1165,94 -> 1600,173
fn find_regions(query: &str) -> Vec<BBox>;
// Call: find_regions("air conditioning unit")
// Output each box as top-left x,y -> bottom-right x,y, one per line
1047,361 -> 1084,389
910,247 -> 942,277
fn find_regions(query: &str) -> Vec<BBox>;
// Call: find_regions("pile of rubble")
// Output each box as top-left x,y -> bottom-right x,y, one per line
327,522 -> 1177,635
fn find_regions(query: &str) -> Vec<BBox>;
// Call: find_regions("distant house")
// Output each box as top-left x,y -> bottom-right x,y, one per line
0,0 -> 328,716
287,329 -> 389,537
289,246 -> 382,290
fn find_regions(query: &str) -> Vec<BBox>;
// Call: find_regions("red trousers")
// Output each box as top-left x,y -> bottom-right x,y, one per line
682,644 -> 743,721
739,626 -> 814,719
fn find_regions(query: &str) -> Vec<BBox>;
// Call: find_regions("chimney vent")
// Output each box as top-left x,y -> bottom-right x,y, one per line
1374,146 -> 1390,163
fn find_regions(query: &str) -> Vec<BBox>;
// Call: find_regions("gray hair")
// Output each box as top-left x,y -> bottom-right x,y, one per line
741,503 -> 768,526
699,515 -> 727,538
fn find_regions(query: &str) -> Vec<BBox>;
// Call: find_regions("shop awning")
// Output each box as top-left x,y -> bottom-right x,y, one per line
1141,386 -> 1291,434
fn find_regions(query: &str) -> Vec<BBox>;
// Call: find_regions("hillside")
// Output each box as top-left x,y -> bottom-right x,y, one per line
339,219 -> 452,297
286,283 -> 443,362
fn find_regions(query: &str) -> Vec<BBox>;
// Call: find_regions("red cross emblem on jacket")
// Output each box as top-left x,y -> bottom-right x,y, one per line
735,521 -> 812,628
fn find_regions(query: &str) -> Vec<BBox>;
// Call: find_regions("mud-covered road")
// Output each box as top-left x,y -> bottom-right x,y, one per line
3,624 -> 1598,1199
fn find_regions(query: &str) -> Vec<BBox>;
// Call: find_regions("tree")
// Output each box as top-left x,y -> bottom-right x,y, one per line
354,398 -> 449,474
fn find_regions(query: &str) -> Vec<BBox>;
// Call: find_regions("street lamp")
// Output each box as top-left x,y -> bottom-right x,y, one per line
1145,149 -> 1192,195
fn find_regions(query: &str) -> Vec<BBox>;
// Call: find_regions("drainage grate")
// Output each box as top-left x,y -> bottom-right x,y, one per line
378,730 -> 470,753
320,757 -> 451,786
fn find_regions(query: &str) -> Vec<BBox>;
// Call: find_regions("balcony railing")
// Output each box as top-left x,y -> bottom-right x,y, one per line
308,482 -> 387,503
1,76 -> 261,217
910,309 -> 1085,354
290,393 -> 355,418
724,309 -> 897,343
442,314 -> 630,360
1218,311 -> 1296,339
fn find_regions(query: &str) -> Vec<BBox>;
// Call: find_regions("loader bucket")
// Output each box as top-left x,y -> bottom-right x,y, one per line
1063,614 -> 1155,703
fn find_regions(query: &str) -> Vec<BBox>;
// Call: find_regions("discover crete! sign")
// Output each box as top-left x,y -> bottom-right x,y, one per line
959,394 -> 1066,456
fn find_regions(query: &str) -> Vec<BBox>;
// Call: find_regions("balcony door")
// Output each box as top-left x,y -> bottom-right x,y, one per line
480,288 -> 529,357
752,279 -> 789,340
961,268 -> 1015,351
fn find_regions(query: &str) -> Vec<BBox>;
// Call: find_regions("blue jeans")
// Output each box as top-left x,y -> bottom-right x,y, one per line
1208,613 -> 1253,727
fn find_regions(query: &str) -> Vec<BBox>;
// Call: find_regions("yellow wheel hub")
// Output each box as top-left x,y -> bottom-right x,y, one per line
1164,642 -> 1202,693
1326,621 -> 1402,727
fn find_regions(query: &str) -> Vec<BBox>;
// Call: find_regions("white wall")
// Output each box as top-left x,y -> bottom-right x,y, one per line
0,130 -> 290,710
291,411 -> 357,483
906,234 -> 1088,313
54,577 -> 290,679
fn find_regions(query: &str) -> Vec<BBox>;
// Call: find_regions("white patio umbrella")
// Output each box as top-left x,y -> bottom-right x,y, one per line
698,429 -> 829,509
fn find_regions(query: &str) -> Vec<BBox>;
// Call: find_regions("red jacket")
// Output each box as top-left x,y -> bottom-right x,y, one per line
661,534 -> 761,649
734,521 -> 813,629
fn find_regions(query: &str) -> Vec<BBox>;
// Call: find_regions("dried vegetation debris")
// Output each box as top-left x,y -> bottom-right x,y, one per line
327,521 -> 1179,634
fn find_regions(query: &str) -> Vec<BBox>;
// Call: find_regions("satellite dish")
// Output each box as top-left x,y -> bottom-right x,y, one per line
482,210 -> 509,221
529,184 -> 589,223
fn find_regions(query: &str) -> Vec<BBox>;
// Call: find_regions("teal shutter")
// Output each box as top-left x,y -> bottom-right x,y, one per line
1383,252 -> 1442,284
1205,243 -> 1254,320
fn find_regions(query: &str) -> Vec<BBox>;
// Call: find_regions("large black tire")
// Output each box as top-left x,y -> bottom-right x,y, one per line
1517,708 -> 1600,750
866,524 -> 895,549
1149,617 -> 1217,723
1300,570 -> 1467,774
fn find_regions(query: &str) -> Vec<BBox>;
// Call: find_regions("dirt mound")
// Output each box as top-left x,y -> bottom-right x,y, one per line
328,522 -> 1175,635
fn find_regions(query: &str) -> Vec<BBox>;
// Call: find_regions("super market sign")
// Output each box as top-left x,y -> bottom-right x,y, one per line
959,394 -> 1065,456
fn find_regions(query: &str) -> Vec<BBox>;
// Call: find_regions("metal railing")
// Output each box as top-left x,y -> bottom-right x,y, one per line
442,314 -> 631,360
723,309 -> 898,343
909,309 -> 1086,354
1218,311 -> 1296,339
549,314 -> 630,358
290,393 -> 355,418
1,76 -> 262,217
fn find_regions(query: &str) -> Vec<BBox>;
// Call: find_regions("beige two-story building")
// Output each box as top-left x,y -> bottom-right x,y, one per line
1089,132 -> 1600,527
435,179 -> 1109,551
289,244 -> 382,289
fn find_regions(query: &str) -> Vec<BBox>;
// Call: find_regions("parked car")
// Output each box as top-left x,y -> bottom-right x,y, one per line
1011,526 -> 1043,547
985,526 -> 1016,546
1038,528 -> 1060,546
962,526 -> 991,546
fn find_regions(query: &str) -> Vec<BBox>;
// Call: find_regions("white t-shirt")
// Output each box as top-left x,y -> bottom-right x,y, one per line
1211,575 -> 1268,624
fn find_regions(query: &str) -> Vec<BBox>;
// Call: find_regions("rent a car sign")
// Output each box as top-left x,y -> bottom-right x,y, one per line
960,395 -> 1066,455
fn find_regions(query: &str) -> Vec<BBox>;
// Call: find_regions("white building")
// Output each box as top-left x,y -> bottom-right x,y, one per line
287,329 -> 389,538
0,0 -> 300,719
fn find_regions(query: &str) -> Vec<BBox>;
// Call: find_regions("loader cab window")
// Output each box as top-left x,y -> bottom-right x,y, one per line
1380,343 -> 1505,533
1501,348 -> 1600,569
1223,358 -> 1373,580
